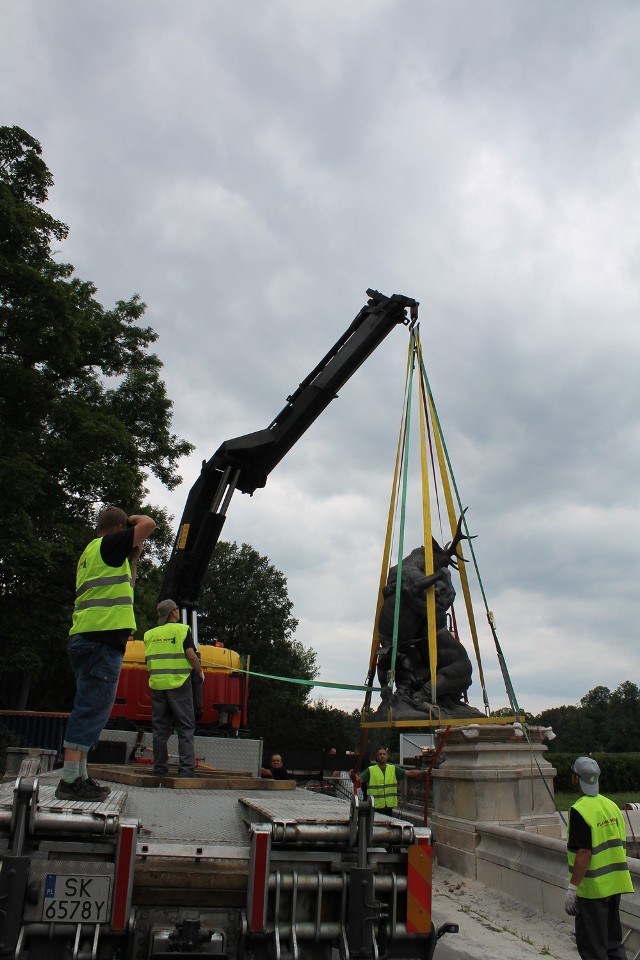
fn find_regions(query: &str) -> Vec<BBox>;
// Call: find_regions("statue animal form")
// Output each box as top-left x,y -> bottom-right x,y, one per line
376,513 -> 474,712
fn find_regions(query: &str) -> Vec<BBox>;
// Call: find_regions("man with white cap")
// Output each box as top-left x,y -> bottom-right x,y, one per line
565,756 -> 633,959
143,599 -> 204,778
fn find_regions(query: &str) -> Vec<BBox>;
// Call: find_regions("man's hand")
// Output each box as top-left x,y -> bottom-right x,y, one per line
564,883 -> 579,916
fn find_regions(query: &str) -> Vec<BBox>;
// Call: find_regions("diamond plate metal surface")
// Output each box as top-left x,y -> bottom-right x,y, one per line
100,732 -> 262,774
125,787 -> 252,844
0,777 -> 127,817
240,791 -> 353,824
1,768 -> 357,846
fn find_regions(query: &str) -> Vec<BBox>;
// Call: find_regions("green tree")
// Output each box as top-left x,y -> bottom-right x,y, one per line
0,126 -> 193,709
606,682 -> 640,752
292,699 -> 361,754
578,686 -> 611,752
197,541 -> 318,743
533,704 -> 588,753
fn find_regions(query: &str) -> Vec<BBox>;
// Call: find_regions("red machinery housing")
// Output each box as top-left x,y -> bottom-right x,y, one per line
110,640 -> 249,732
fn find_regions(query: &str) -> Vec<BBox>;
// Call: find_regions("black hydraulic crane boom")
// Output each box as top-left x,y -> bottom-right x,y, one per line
160,289 -> 418,613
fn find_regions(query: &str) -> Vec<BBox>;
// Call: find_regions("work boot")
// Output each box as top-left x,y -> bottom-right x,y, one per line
84,776 -> 111,798
55,777 -> 108,802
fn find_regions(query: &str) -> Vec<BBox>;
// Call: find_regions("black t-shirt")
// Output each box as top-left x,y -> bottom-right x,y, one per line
76,528 -> 136,651
100,528 -> 135,567
270,767 -> 291,780
568,806 -> 592,851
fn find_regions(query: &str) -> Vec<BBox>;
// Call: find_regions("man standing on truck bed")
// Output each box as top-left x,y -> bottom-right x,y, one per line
56,506 -> 156,801
144,599 -> 204,778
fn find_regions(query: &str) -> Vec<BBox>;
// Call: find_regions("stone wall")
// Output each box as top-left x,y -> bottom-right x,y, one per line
403,724 -> 640,951
473,820 -> 640,950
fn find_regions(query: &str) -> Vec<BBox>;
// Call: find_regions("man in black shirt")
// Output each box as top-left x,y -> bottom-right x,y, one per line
261,754 -> 291,780
57,506 -> 156,801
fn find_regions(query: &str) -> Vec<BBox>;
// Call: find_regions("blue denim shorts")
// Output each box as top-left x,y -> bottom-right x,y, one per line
63,635 -> 124,751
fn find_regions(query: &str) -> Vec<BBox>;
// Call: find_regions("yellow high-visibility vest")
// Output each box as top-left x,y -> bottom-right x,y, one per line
367,764 -> 398,809
144,623 -> 192,690
567,795 -> 633,898
71,538 -> 135,634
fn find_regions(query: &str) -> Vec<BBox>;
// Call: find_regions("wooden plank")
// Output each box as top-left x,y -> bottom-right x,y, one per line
88,764 -> 296,790
159,776 -> 295,790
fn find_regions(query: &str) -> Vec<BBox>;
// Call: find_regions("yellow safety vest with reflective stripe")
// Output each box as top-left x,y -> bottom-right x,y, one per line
368,764 -> 398,809
144,623 -> 192,690
567,795 -> 633,898
70,538 -> 135,635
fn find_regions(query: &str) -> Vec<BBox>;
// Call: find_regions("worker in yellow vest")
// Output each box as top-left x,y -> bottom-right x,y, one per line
565,756 -> 633,959
355,747 -> 428,815
144,599 -> 204,778
57,506 -> 156,802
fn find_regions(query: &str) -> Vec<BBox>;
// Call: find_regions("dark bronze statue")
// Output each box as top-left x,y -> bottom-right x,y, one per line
373,514 -> 484,721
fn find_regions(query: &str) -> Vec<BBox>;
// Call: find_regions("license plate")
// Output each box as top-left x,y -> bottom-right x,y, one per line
43,874 -> 111,923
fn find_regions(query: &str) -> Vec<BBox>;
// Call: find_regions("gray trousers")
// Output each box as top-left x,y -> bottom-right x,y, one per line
151,679 -> 196,776
575,894 -> 627,960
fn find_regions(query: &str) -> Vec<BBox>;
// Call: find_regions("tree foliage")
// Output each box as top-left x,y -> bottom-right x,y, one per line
197,541 -> 319,743
277,699 -> 361,754
533,682 -> 640,754
0,126 -> 193,708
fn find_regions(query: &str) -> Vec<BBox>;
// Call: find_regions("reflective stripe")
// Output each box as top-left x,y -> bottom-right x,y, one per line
76,574 -> 132,597
591,838 -> 626,856
148,668 -> 191,677
146,652 -> 187,661
585,861 -> 631,879
75,596 -> 134,609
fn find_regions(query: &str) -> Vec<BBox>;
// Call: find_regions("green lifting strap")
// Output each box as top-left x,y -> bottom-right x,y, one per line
388,346 -> 415,687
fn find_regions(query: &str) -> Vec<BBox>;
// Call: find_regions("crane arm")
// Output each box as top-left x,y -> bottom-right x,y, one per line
161,289 -> 418,609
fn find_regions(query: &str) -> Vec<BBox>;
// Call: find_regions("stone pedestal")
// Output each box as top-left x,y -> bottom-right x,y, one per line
430,725 -> 561,878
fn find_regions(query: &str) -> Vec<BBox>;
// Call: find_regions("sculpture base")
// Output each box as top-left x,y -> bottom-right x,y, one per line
369,693 -> 486,723
429,725 -> 562,878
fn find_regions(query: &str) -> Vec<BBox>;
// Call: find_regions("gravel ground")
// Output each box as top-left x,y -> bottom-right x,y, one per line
431,865 -> 577,960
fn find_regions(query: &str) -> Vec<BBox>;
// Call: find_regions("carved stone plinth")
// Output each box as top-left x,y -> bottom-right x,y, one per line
430,725 -> 561,878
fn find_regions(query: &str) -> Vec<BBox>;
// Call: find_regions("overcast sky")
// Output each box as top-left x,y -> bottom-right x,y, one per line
2,0 -> 639,720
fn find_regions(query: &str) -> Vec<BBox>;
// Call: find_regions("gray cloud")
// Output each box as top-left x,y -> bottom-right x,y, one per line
2,0 -> 639,718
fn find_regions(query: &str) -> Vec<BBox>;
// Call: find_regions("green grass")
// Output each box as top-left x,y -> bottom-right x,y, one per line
554,792 -> 640,811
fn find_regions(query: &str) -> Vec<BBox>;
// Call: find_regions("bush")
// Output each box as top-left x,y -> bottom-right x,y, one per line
550,753 -> 640,793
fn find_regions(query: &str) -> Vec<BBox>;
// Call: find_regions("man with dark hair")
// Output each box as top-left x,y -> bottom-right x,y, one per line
144,599 -> 204,778
565,756 -> 633,959
56,506 -> 156,801
353,747 -> 427,815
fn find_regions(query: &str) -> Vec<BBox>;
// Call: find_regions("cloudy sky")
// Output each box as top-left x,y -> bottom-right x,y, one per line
2,1 -> 639,719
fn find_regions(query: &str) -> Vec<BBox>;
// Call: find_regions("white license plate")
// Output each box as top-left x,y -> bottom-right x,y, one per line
43,874 -> 111,923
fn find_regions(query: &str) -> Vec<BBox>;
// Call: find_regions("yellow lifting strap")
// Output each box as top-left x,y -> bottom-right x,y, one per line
362,327 -> 491,722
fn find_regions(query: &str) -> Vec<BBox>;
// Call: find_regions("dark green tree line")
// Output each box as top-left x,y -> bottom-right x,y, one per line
0,126 -> 192,709
533,682 -> 640,753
